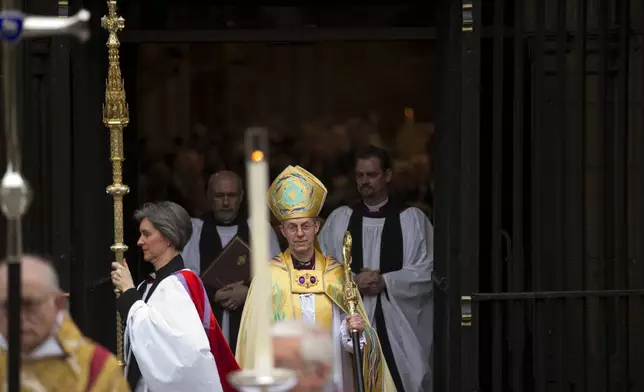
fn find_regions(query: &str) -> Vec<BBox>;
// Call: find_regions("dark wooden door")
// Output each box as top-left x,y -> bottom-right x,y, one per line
432,0 -> 481,391
449,0 -> 644,391
16,0 -> 76,294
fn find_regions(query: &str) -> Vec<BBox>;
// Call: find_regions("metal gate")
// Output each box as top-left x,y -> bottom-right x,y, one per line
434,0 -> 644,391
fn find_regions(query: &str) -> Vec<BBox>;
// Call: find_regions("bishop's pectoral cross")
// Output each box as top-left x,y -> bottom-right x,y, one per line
0,4 -> 90,391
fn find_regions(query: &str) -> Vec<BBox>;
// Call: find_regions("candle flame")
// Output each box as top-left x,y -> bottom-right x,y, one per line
251,150 -> 265,162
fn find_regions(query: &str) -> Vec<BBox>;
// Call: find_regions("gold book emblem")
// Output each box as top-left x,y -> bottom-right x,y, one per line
237,255 -> 247,266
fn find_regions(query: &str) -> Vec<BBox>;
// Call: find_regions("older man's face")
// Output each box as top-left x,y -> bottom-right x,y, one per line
280,218 -> 320,256
273,336 -> 329,392
209,175 -> 243,223
0,262 -> 64,354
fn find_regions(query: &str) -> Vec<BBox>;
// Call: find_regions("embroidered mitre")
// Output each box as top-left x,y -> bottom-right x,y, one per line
268,165 -> 327,221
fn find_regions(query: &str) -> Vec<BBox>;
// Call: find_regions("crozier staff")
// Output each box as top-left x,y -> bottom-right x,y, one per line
111,201 -> 239,392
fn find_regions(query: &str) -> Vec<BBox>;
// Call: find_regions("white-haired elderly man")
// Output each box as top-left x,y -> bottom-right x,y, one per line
0,255 -> 129,391
238,319 -> 334,392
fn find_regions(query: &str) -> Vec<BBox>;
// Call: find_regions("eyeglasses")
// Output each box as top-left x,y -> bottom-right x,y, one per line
283,222 -> 316,235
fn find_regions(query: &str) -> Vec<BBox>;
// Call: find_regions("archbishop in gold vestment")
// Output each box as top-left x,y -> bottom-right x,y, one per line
236,249 -> 396,392
0,312 -> 129,392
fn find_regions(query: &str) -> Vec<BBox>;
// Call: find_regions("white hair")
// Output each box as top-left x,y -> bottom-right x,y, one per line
1,255 -> 61,293
271,319 -> 334,366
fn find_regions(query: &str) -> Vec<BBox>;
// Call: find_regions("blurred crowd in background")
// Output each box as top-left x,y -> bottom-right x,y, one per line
137,111 -> 435,226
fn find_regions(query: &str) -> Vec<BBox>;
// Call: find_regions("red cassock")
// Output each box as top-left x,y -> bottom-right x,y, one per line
178,270 -> 241,392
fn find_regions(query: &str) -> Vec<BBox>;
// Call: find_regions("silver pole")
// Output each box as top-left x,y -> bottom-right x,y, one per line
0,7 -> 90,391
2,7 -> 31,391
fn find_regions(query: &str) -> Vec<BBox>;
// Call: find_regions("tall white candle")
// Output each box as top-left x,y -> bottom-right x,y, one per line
246,129 -> 274,376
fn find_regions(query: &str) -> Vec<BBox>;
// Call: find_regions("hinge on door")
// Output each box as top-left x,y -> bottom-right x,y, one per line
461,296 -> 473,327
462,2 -> 474,32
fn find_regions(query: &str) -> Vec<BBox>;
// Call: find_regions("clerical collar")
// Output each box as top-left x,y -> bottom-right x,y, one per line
364,197 -> 389,212
0,311 -> 65,358
150,254 -> 185,283
291,254 -> 315,270
203,212 -> 243,227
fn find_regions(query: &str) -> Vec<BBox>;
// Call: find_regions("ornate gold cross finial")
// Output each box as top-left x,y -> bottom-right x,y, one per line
101,1 -> 124,35
101,0 -> 128,126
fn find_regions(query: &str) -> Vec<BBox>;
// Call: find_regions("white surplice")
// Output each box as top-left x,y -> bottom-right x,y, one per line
182,217 -> 281,342
124,273 -> 224,392
318,201 -> 434,392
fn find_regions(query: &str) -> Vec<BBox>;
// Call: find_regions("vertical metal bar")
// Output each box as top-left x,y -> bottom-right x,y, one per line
511,0 -> 526,389
601,2 -> 617,386
449,0 -> 464,388
491,0 -> 504,390
1,2 -> 25,391
629,2 -> 644,389
566,0 -> 587,390
587,0 -> 609,391
4,232 -> 21,392
532,0 -> 546,390
614,0 -> 629,390
432,0 -> 465,389
555,0 -> 567,390
460,0 -> 481,390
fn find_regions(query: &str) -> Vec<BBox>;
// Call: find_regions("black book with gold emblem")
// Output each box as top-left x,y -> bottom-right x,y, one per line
200,236 -> 251,290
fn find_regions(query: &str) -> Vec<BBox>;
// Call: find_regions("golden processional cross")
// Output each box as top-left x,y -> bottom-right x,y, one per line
101,0 -> 130,366
0,1 -> 90,390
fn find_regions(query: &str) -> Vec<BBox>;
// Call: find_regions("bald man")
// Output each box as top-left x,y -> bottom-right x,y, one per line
0,255 -> 129,391
182,170 -> 281,353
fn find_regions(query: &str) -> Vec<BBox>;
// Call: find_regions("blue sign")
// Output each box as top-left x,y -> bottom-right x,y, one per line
0,12 -> 24,42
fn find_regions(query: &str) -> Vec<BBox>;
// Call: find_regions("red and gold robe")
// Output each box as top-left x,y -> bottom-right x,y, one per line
0,312 -> 128,391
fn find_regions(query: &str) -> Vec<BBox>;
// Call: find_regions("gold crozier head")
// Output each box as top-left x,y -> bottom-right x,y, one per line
343,231 -> 352,250
342,231 -> 353,269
